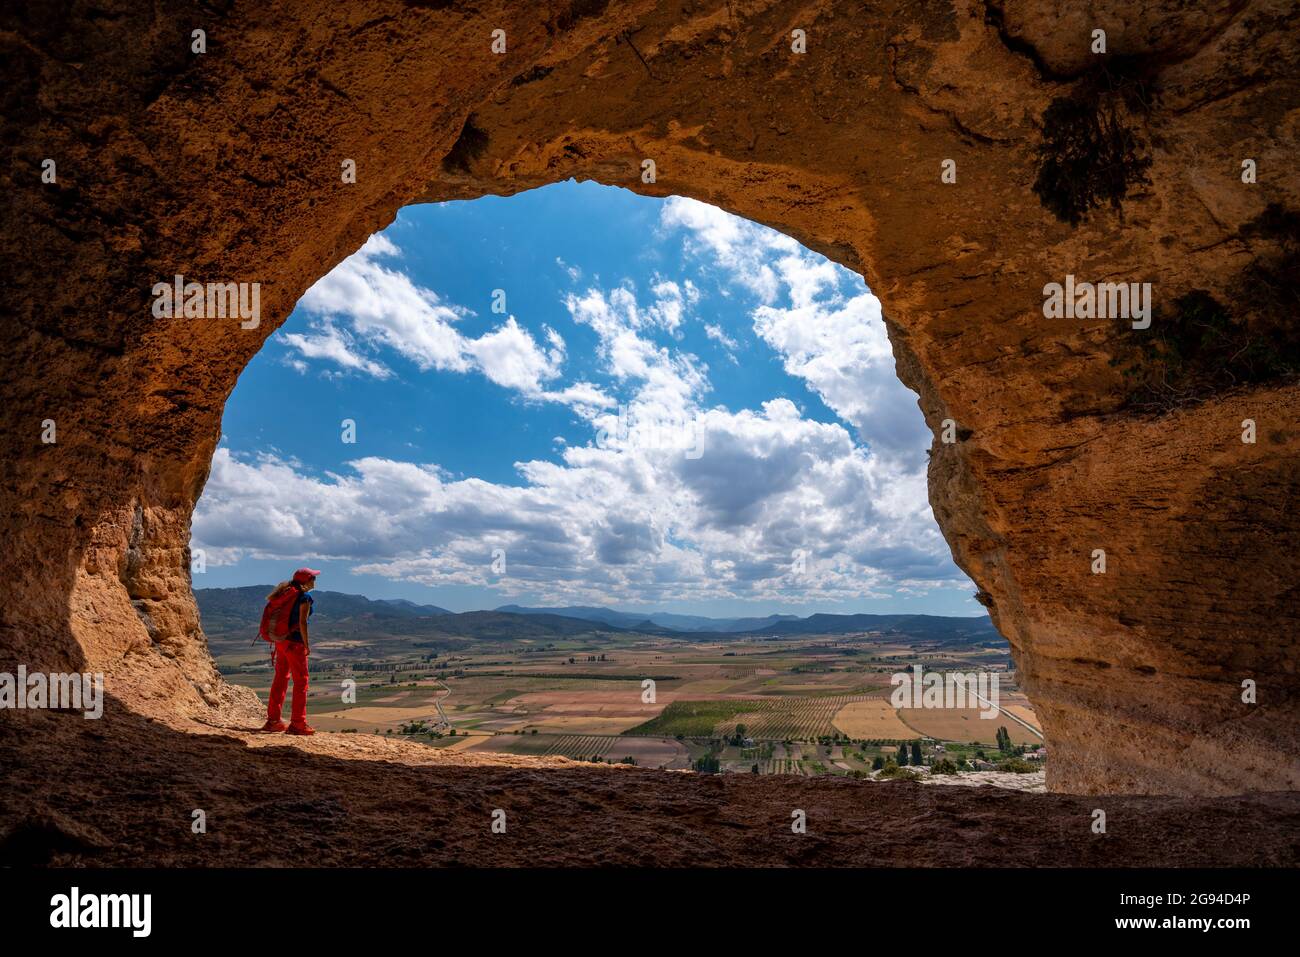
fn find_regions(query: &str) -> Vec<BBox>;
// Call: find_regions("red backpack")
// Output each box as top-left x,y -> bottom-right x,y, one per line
258,586 -> 301,643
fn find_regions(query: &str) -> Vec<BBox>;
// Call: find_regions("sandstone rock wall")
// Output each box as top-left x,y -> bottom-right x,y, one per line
2,0 -> 1296,793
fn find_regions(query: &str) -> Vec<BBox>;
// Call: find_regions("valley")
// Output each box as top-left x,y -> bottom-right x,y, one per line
203,588 -> 1042,781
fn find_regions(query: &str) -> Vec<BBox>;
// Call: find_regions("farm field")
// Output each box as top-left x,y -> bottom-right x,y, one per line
218,628 -> 1041,777
711,694 -> 873,739
897,693 -> 1041,745
833,697 -> 920,738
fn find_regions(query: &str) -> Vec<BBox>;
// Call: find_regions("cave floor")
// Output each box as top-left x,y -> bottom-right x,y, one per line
2,705 -> 1297,867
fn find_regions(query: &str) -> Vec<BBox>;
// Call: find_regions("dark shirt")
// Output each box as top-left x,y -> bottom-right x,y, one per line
284,588 -> 314,642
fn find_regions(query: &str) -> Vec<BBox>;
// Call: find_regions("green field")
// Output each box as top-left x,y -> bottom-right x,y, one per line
625,700 -> 758,736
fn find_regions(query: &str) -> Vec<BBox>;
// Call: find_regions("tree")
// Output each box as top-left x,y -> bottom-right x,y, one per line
872,756 -> 884,770
996,726 -> 1012,753
693,754 -> 720,774
911,741 -> 923,765
897,746 -> 908,767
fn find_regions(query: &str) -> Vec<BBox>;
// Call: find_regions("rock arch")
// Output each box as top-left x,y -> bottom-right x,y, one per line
2,0 -> 1297,796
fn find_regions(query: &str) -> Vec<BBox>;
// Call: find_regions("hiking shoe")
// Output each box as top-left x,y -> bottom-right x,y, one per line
286,724 -> 316,735
260,720 -> 288,733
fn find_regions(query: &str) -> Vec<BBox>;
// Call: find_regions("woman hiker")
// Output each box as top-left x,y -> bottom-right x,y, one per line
259,567 -> 319,734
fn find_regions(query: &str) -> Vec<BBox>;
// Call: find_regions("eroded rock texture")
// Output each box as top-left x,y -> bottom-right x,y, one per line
2,0 -> 1297,796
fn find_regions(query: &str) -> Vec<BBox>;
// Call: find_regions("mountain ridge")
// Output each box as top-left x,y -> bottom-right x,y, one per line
498,604 -> 998,643
195,587 -> 997,644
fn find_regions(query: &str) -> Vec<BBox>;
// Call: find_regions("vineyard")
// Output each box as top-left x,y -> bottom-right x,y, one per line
542,734 -> 616,760
627,695 -> 893,740
625,700 -> 758,737
711,694 -> 876,739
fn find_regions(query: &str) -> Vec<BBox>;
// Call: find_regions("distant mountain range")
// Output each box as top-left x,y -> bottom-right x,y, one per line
497,604 -> 997,643
195,586 -> 627,651
495,604 -> 802,633
195,586 -> 452,635
196,586 -> 998,646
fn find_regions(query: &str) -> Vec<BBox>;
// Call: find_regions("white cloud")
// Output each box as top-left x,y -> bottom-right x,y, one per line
194,393 -> 962,605
703,322 -> 739,360
464,317 -> 560,394
280,323 -> 392,379
645,277 -> 700,332
288,234 -> 606,411
659,197 -> 792,303
565,283 -> 709,425
297,233 -> 470,373
556,256 -> 582,282
659,196 -> 930,463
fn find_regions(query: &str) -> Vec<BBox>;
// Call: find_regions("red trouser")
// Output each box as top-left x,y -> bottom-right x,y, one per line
267,639 -> 309,727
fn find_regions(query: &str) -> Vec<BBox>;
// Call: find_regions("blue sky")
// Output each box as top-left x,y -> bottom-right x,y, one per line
193,181 -> 979,617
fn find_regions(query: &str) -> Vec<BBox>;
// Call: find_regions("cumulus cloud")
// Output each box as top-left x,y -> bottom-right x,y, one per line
464,317 -> 561,394
297,233 -> 470,373
289,234 -> 609,410
659,196 -> 931,463
280,323 -> 392,379
564,282 -> 709,425
194,396 -> 961,605
659,198 -> 790,303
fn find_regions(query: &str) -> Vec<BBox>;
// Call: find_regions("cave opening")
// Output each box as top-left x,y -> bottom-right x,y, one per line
189,181 -> 1033,772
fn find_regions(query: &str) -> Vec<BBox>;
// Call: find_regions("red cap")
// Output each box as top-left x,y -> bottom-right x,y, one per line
292,567 -> 322,583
